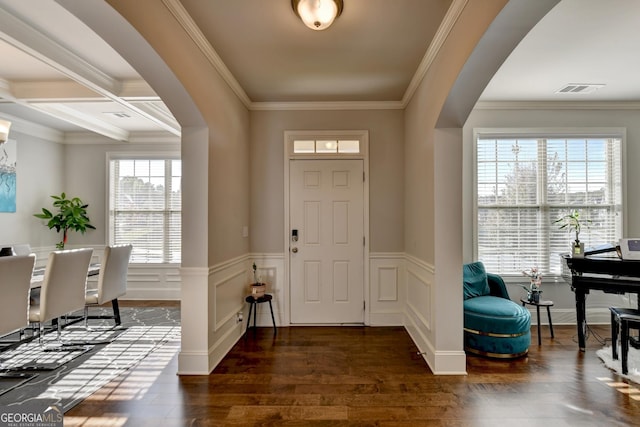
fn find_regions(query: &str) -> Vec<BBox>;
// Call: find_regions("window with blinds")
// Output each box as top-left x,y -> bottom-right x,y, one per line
475,133 -> 623,276
109,157 -> 181,263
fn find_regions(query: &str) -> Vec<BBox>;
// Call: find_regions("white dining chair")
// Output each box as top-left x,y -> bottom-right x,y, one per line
0,254 -> 36,344
28,248 -> 93,345
0,254 -> 37,394
84,244 -> 132,328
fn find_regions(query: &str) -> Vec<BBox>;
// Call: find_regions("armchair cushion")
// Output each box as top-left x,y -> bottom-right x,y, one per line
464,296 -> 531,335
463,261 -> 490,300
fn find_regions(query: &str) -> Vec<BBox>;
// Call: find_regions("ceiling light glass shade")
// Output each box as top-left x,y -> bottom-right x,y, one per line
292,0 -> 343,31
0,119 -> 11,143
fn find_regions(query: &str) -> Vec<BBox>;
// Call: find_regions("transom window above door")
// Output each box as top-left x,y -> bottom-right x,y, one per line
293,139 -> 360,154
286,130 -> 368,159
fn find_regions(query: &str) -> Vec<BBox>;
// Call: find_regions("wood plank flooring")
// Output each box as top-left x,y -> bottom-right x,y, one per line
65,316 -> 640,426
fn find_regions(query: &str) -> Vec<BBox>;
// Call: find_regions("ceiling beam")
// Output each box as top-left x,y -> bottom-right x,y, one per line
0,7 -> 180,138
34,103 -> 130,141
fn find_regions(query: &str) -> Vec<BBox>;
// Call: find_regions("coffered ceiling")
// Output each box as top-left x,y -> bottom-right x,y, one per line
0,0 -> 638,143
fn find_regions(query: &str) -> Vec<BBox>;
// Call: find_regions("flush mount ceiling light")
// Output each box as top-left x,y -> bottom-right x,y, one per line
292,0 -> 343,31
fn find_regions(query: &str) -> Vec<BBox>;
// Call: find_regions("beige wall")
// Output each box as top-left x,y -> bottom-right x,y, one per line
249,109 -> 405,254
0,130 -> 64,249
107,0 -> 251,266
104,0 -> 251,374
403,0 -> 508,372
404,0 -> 509,263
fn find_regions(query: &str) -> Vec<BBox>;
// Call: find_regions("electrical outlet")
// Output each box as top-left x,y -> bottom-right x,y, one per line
237,312 -> 243,323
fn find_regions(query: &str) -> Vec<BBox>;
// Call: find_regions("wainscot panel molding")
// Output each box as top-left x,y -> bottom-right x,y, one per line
369,253 -> 406,326
119,265 -> 181,300
404,255 -> 456,375
405,256 -> 434,332
206,254 -> 251,373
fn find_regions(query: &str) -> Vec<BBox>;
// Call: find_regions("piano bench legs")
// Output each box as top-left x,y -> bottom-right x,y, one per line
610,307 -> 640,375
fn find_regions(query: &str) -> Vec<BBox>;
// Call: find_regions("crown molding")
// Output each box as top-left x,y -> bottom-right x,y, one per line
162,0 -> 252,108
401,0 -> 469,107
475,101 -> 640,110
250,100 -> 404,111
160,0 -> 467,112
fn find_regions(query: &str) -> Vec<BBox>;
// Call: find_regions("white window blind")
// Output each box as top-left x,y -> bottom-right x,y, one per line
109,157 -> 181,263
476,134 -> 622,276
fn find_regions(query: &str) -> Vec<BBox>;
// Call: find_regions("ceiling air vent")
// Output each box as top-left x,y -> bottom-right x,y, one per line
104,111 -> 132,118
556,83 -> 605,94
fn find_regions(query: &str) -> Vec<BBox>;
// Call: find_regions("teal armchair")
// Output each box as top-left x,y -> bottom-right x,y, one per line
463,262 -> 531,358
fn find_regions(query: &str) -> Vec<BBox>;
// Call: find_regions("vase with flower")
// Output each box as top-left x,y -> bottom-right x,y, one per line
522,266 -> 542,303
250,262 -> 266,299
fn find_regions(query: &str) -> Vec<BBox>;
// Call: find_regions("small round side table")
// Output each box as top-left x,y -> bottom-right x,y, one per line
245,294 -> 277,336
521,298 -> 554,345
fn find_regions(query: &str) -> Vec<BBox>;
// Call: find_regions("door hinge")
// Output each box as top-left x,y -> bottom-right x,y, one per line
363,171 -> 365,182
363,236 -> 365,246
363,300 -> 366,311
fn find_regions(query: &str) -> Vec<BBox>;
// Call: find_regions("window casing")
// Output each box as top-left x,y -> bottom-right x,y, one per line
108,155 -> 181,263
474,131 -> 623,277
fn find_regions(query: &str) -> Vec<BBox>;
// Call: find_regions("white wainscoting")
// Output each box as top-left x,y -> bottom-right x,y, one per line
402,255 -> 440,374
369,253 -> 406,326
206,255 -> 252,372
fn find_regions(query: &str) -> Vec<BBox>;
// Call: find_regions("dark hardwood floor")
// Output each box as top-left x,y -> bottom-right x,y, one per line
65,312 -> 640,426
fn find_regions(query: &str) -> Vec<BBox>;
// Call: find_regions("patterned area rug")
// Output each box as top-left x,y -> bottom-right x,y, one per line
597,345 -> 640,384
0,306 -> 180,412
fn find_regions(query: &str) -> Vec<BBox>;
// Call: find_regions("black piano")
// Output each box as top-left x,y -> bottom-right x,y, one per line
563,254 -> 640,351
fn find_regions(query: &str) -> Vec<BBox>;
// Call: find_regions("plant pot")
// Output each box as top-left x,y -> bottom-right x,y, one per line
530,290 -> 541,303
572,241 -> 585,258
250,283 -> 266,299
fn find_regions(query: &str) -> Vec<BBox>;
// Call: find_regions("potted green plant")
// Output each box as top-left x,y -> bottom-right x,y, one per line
250,262 -> 265,299
553,209 -> 591,257
34,192 -> 96,249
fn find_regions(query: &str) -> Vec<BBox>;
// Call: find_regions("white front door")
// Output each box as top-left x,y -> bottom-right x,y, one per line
289,159 -> 364,324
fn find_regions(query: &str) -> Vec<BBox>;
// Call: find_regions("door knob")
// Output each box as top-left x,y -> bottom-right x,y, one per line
291,247 -> 298,253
